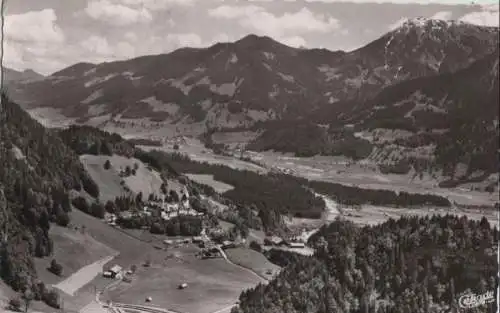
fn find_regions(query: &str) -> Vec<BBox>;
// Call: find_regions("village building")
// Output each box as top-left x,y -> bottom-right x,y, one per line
221,240 -> 236,249
109,265 -> 123,279
119,211 -> 133,219
192,236 -> 204,244
103,265 -> 123,279
266,236 -> 284,246
288,242 -> 306,249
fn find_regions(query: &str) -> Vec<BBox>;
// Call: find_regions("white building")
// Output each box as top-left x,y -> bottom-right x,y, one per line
288,242 -> 305,249
109,265 -> 123,279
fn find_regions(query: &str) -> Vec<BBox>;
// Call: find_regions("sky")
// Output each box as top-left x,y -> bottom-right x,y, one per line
1,0 -> 498,75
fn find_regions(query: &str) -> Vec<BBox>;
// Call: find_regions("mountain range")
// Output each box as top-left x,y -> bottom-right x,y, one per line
3,68 -> 44,84
7,17 -> 499,183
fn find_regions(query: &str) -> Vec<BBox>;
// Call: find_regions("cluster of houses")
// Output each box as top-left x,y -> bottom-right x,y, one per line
103,187 -> 206,227
165,135 -> 187,148
264,236 -> 305,249
161,234 -> 240,259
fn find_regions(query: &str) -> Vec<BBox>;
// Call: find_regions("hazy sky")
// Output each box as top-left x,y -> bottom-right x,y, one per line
1,0 -> 498,75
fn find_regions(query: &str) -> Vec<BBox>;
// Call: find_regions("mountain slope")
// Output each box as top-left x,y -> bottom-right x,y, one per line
6,19 -> 499,185
358,48 -> 499,174
0,93 -> 98,307
3,67 -> 44,83
8,19 -> 498,132
250,48 -> 499,181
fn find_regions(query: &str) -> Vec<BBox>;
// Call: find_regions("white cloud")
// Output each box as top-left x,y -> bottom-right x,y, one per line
122,0 -> 197,9
388,11 -> 452,30
80,36 -> 114,56
388,17 -> 408,30
280,36 -> 307,47
304,0 -> 499,3
1,9 -> 66,74
115,42 -> 136,58
124,32 -> 139,41
459,4 -> 499,27
73,36 -> 136,64
5,9 -> 65,43
85,0 -> 153,26
166,33 -> 204,47
209,5 -> 341,39
431,11 -> 452,20
211,33 -> 232,43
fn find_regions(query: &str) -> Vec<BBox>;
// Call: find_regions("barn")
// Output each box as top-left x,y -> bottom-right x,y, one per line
109,265 -> 123,279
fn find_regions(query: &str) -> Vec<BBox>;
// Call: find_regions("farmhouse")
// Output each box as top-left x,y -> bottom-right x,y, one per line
119,211 -> 133,219
192,236 -> 204,244
104,213 -> 117,223
201,247 -> 221,259
266,236 -> 284,246
288,242 -> 305,249
221,240 -> 236,249
109,265 -> 123,279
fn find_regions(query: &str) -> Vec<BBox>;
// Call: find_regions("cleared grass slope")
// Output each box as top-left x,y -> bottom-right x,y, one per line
34,224 -> 117,286
80,154 -> 164,201
225,248 -> 281,279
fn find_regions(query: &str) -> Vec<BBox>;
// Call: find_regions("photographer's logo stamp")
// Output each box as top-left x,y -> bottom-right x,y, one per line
458,290 -> 495,309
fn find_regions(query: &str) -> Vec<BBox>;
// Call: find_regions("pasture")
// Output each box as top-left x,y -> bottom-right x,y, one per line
225,248 -> 281,279
79,154 -> 164,202
34,224 -> 116,286
104,254 -> 265,313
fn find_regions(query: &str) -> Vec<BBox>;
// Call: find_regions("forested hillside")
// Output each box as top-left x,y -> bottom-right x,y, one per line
0,94 -> 99,307
234,215 -> 498,313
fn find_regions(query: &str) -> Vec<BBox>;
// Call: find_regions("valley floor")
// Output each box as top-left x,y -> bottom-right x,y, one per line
139,138 -> 498,207
103,249 -> 264,313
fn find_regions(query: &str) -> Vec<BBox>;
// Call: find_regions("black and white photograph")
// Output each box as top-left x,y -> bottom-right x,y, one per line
0,0 -> 498,312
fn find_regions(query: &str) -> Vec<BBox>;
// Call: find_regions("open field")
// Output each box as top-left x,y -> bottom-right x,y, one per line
185,174 -> 235,193
104,254 -> 265,313
34,225 -> 117,286
0,281 -> 17,311
137,138 -> 267,174
60,209 -> 268,313
342,204 -> 499,226
30,208 -> 162,313
255,152 -> 499,206
225,248 -> 281,279
68,209 -> 162,268
80,154 -> 164,202
54,255 -> 117,296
